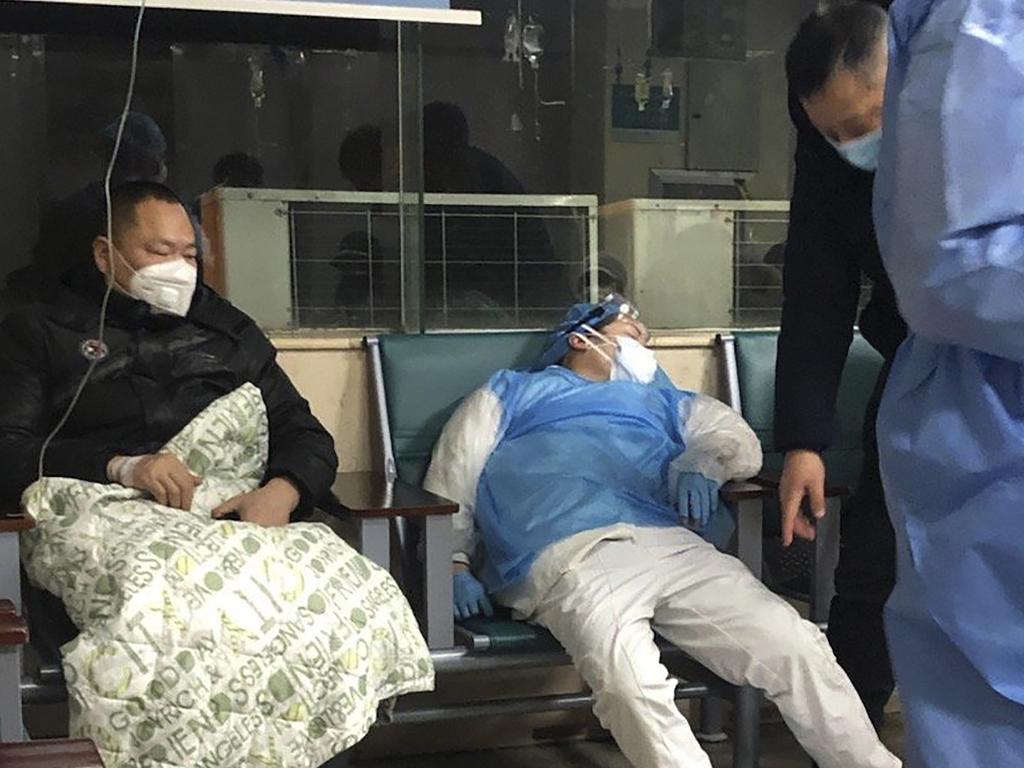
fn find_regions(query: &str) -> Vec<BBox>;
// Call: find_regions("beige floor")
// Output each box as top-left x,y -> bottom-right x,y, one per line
358,715 -> 904,767
25,701 -> 903,767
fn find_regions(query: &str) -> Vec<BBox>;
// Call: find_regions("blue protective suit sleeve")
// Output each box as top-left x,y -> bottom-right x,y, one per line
875,0 -> 1024,361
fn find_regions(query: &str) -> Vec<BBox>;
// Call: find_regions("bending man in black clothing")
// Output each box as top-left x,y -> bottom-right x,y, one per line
0,181 -> 338,524
776,2 -> 906,729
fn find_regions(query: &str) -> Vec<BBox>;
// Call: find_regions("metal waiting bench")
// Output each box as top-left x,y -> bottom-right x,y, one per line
3,328 -> 885,761
324,332 -> 770,766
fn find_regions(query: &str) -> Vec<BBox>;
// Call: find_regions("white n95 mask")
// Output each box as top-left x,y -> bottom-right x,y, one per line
126,258 -> 198,317
611,335 -> 658,384
575,326 -> 659,384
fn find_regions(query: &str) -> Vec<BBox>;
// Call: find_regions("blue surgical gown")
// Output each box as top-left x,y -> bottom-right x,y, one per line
873,1 -> 1024,763
433,365 -> 760,593
477,367 -> 688,591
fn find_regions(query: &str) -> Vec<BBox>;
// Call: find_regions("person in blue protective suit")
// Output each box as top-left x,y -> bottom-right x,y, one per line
424,296 -> 900,768
873,1 -> 1024,765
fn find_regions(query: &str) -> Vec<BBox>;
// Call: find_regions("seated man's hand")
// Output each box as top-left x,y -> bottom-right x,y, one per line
779,449 -> 826,546
676,472 -> 720,531
452,564 -> 493,620
211,477 -> 300,528
117,453 -> 202,511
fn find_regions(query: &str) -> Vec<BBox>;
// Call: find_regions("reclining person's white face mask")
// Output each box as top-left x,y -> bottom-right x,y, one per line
115,253 -> 198,317
611,335 -> 659,383
575,325 -> 659,384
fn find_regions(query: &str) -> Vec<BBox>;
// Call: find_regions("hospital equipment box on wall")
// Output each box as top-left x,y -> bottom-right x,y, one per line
200,188 -> 599,331
598,199 -> 789,329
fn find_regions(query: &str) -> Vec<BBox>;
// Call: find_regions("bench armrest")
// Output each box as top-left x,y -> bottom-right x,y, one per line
324,471 -> 458,519
0,504 -> 35,533
720,480 -> 767,504
751,469 -> 850,498
324,472 -> 456,650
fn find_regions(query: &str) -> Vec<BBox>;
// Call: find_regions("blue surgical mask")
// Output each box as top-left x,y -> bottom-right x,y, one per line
828,128 -> 882,172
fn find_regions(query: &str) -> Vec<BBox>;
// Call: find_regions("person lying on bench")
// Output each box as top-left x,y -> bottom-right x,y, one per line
0,181 -> 337,523
424,295 -> 899,768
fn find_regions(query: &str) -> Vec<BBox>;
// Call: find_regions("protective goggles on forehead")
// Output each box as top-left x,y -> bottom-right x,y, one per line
563,293 -> 641,337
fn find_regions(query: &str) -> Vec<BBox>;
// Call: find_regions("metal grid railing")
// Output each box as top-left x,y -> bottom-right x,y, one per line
732,207 -> 870,326
287,193 -> 598,330
732,207 -> 788,327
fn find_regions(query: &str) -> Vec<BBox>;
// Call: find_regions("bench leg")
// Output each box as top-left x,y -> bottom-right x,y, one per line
735,498 -> 763,579
0,648 -> 23,741
695,695 -> 728,743
0,534 -> 20,615
358,518 -> 391,572
0,531 -> 25,741
422,516 -> 454,650
732,685 -> 761,768
810,498 -> 841,625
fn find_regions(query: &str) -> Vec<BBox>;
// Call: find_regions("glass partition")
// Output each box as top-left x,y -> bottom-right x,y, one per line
0,0 -> 832,332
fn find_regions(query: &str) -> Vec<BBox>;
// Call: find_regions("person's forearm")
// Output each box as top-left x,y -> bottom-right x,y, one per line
775,297 -> 856,451
265,443 -> 336,509
262,476 -> 301,514
0,434 -> 116,497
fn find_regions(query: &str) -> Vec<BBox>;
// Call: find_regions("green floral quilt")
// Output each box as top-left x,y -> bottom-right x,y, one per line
20,384 -> 433,767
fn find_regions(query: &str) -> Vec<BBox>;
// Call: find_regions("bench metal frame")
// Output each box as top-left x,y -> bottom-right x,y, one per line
0,334 -> 802,765
1,516 -> 32,742
716,333 -> 842,624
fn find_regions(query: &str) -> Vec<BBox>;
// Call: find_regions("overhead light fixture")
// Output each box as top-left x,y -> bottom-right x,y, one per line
12,0 -> 481,25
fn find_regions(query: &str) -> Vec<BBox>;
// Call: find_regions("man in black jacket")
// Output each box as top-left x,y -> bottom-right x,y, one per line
776,2 -> 905,728
0,181 -> 337,526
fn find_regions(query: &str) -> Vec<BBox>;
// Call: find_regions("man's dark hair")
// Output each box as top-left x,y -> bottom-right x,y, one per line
786,2 -> 888,100
101,143 -> 165,184
423,101 -> 470,156
337,125 -> 382,189
97,111 -> 167,183
95,181 -> 187,240
212,152 -> 264,187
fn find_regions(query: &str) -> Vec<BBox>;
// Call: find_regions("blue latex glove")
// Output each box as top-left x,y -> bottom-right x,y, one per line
676,472 -> 721,531
453,570 -> 494,621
